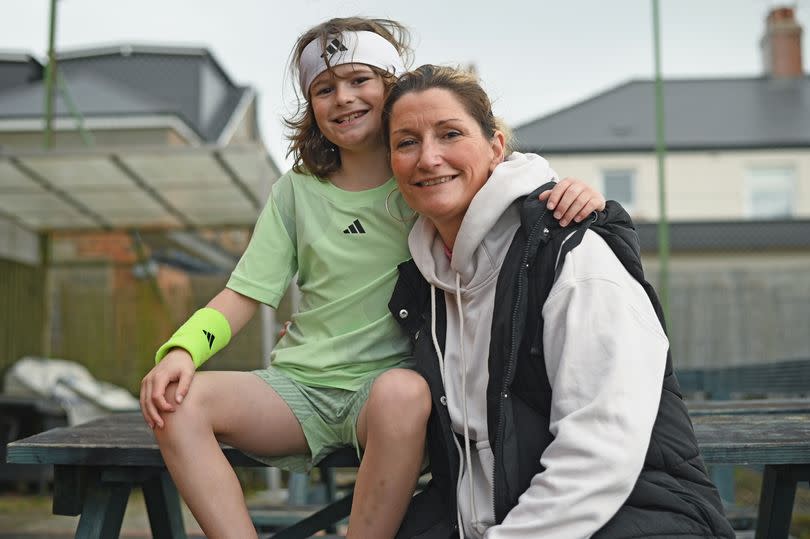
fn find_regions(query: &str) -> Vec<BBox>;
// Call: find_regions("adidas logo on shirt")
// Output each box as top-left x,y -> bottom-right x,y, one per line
343,219 -> 366,234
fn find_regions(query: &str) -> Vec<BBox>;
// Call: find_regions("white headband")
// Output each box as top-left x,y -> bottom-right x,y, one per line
298,31 -> 405,95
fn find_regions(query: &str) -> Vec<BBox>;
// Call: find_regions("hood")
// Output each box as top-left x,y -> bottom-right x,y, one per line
408,152 -> 557,292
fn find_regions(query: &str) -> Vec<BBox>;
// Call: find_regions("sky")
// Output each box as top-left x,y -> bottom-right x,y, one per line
2,0 -> 809,168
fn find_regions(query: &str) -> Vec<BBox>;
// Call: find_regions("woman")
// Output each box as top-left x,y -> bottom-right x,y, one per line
383,65 -> 735,539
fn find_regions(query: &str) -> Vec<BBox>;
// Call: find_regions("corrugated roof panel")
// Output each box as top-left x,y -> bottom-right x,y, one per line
121,152 -> 233,189
20,155 -> 134,191
0,191 -> 77,213
218,146 -> 277,200
0,160 -> 42,192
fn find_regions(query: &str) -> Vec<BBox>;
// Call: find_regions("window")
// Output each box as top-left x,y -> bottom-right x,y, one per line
746,166 -> 795,219
602,169 -> 635,212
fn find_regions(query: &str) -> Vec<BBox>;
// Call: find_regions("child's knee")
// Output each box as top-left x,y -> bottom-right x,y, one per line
160,381 -> 208,428
368,370 -> 431,426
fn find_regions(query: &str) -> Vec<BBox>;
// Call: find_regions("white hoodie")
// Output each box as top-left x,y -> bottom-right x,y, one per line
407,153 -> 669,539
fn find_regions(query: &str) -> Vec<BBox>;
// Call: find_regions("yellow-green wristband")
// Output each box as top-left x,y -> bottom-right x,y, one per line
155,307 -> 232,368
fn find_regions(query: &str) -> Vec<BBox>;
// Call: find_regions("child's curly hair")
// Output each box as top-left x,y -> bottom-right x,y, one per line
285,17 -> 412,178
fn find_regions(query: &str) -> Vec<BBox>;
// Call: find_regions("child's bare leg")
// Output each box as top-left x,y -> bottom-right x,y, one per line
349,368 -> 431,538
154,371 -> 308,539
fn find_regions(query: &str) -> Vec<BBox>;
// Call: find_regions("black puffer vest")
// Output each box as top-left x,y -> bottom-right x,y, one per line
392,186 -> 735,538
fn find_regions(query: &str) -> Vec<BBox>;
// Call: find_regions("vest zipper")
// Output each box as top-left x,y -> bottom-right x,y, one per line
492,216 -> 547,520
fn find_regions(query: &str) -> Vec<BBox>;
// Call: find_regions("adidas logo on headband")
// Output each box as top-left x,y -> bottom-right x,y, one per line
321,38 -> 348,61
299,30 -> 406,93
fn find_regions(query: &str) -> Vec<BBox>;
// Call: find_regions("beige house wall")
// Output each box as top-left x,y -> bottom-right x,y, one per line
545,148 -> 810,222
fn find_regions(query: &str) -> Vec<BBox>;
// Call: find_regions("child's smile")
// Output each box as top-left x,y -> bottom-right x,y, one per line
310,63 -> 385,152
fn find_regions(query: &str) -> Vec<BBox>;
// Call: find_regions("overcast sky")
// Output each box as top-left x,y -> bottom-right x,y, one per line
3,0 -> 809,168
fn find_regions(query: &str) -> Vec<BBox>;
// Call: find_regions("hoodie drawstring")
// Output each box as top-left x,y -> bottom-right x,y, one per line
430,285 -> 463,538
455,272 -> 480,532
430,277 -> 480,539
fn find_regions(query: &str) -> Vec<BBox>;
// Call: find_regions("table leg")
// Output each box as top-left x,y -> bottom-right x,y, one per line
271,491 -> 353,539
53,465 -> 89,516
755,465 -> 796,539
143,469 -> 188,539
74,482 -> 131,539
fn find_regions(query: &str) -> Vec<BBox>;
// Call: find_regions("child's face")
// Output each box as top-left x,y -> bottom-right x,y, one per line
309,63 -> 386,154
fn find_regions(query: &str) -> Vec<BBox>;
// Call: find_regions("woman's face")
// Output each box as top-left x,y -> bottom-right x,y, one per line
388,88 -> 504,232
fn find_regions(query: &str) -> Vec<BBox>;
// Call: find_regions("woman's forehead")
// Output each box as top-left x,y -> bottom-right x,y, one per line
392,89 -> 468,121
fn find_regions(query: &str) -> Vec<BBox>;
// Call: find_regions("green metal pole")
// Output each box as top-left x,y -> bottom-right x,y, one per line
43,0 -> 58,149
652,0 -> 670,322
57,70 -> 95,147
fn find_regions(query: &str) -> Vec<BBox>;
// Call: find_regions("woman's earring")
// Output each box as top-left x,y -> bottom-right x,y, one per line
385,186 -> 417,225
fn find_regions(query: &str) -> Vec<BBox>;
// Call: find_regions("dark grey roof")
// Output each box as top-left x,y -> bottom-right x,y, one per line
515,77 -> 810,154
0,45 -> 250,143
0,54 -> 42,93
0,72 -> 167,117
636,219 -> 810,252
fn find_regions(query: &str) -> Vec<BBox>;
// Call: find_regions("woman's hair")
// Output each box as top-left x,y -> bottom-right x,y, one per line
382,64 -> 513,153
285,17 -> 413,178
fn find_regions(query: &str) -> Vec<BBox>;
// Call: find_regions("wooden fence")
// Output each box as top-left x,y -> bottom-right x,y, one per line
2,257 -> 809,394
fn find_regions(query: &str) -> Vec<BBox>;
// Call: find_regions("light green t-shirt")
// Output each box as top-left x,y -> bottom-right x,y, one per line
227,170 -> 415,391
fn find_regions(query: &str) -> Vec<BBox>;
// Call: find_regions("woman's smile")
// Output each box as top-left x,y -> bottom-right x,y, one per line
389,87 -> 504,239
414,175 -> 457,187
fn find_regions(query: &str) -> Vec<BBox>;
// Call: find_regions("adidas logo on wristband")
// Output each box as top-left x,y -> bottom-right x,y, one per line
203,330 -> 215,349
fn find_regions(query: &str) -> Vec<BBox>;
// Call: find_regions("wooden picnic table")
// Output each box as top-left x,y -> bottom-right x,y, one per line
687,398 -> 810,416
5,412 -> 357,539
6,407 -> 810,539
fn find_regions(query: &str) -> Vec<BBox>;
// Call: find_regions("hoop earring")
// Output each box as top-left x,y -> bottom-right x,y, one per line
385,186 -> 417,225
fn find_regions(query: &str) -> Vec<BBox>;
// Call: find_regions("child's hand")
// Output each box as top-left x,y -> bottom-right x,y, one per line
539,178 -> 606,227
140,349 -> 195,429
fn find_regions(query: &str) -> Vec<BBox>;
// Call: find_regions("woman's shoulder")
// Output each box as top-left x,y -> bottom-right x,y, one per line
556,230 -> 638,289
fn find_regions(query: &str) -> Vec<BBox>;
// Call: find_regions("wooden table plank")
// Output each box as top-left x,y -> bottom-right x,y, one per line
694,413 -> 810,464
7,412 -> 361,468
686,398 -> 810,416
10,410 -> 810,467
6,413 -> 265,467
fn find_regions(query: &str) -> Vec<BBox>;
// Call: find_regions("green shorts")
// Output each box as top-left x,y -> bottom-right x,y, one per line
247,365 -> 380,473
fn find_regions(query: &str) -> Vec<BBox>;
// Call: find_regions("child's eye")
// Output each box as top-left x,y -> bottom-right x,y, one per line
352,76 -> 371,85
314,86 -> 333,96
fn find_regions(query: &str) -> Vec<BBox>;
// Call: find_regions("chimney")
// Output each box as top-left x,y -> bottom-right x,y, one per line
761,5 -> 804,78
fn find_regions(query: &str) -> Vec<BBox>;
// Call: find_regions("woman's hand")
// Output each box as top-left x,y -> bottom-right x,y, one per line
140,349 -> 195,429
539,177 -> 606,227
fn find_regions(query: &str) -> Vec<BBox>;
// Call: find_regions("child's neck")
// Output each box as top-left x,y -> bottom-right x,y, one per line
328,144 -> 392,191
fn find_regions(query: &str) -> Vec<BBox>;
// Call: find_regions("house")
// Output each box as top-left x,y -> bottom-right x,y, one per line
0,44 -> 278,235
0,45 -> 280,387
513,7 -> 810,369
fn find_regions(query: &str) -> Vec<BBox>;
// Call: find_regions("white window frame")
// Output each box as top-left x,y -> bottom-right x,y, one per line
601,168 -> 636,213
745,166 -> 795,219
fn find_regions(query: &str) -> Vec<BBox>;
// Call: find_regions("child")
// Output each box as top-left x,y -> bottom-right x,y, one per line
139,17 -> 605,539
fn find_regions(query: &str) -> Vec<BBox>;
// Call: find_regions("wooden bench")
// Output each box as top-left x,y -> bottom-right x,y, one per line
5,413 -> 358,539
678,358 -> 810,400
7,407 -> 810,539
679,358 -> 810,506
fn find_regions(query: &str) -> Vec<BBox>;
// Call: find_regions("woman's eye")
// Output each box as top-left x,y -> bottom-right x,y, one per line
395,139 -> 416,149
444,130 -> 462,139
